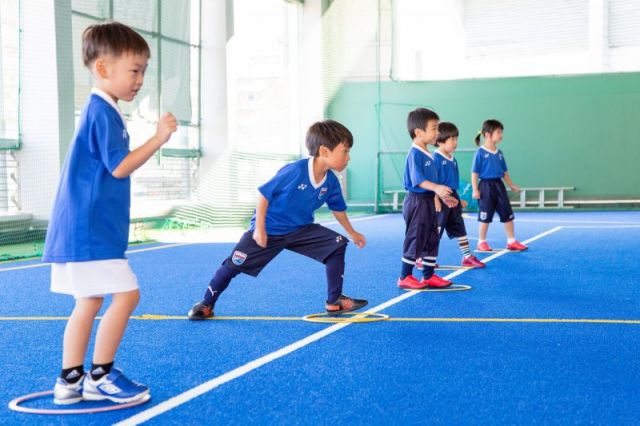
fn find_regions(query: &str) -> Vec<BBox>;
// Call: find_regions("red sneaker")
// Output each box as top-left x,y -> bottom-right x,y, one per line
421,274 -> 452,288
462,255 -> 486,268
507,240 -> 528,251
397,275 -> 427,289
476,241 -> 493,252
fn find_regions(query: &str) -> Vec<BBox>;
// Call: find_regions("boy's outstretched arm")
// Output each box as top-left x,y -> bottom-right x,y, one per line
252,193 -> 269,248
112,112 -> 177,179
332,211 -> 366,248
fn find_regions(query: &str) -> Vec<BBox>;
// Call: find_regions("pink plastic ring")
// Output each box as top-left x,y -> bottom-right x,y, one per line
8,390 -> 151,415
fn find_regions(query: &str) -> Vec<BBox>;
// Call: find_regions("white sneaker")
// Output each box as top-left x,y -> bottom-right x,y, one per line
53,375 -> 84,405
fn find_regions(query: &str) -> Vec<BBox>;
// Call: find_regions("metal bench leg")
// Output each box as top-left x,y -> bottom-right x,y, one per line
558,189 -> 564,208
520,190 -> 526,208
538,190 -> 545,208
393,192 -> 399,211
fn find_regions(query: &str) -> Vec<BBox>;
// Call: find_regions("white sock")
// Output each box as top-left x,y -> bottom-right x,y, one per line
507,238 -> 516,244
478,239 -> 486,244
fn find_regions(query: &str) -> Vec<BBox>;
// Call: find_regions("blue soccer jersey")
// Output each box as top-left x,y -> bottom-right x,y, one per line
42,88 -> 131,262
250,158 -> 347,235
434,149 -> 459,190
403,144 -> 438,194
472,146 -> 508,179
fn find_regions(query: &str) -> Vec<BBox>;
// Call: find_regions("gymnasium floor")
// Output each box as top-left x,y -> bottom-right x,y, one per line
1,211 -> 639,425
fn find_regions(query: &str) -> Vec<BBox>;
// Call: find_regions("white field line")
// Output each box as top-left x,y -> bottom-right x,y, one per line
115,225 -> 563,426
461,213 -> 640,225
0,243 -> 192,273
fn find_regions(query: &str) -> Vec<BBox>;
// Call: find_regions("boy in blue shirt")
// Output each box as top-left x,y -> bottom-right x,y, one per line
188,120 -> 367,319
397,108 -> 457,290
471,119 -> 528,252
43,22 -> 177,404
434,122 -> 485,268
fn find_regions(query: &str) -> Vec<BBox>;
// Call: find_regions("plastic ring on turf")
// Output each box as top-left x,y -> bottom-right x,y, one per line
302,312 -> 389,324
8,390 -> 151,415
405,284 -> 472,292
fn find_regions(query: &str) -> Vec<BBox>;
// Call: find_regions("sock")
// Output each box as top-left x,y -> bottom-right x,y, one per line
457,236 -> 471,257
400,261 -> 414,279
204,264 -> 240,306
60,365 -> 84,384
325,245 -> 346,303
507,238 -> 516,244
90,361 -> 113,381
422,256 -> 436,279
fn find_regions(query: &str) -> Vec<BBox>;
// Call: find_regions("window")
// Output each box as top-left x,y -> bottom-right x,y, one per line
71,0 -> 201,209
0,0 -> 20,213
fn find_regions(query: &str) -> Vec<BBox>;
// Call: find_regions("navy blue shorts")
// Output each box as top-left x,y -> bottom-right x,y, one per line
478,179 -> 514,223
222,224 -> 348,277
438,191 -> 467,239
402,192 -> 439,261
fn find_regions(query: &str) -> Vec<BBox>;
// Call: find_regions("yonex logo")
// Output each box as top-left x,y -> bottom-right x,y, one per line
297,183 -> 307,190
425,161 -> 431,166
484,154 -> 489,158
336,236 -> 343,243
99,384 -> 122,395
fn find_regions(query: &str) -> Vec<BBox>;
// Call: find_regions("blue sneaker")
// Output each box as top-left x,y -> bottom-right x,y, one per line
82,368 -> 150,404
53,375 -> 84,405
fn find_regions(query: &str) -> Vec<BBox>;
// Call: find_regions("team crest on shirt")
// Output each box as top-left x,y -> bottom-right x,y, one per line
480,211 -> 487,220
231,250 -> 247,265
297,183 -> 307,190
318,187 -> 328,200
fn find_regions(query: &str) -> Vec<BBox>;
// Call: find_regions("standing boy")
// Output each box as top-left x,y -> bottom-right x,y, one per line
397,108 -> 456,290
43,22 -> 177,404
434,122 -> 485,268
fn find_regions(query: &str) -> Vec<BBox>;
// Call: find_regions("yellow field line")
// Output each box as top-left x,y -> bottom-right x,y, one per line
1,315 -> 640,324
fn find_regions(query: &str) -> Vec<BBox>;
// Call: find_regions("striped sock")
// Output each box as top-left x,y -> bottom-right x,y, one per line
457,236 -> 471,257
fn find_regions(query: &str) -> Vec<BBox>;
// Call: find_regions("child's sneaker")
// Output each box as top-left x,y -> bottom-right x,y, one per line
476,241 -> 493,252
462,255 -> 485,268
397,275 -> 427,290
325,295 -> 368,316
53,376 -> 84,405
188,301 -> 213,320
83,368 -> 149,404
507,240 -> 528,251
421,274 -> 452,288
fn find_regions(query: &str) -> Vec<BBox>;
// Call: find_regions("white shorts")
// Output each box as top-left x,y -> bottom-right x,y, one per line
51,259 -> 139,299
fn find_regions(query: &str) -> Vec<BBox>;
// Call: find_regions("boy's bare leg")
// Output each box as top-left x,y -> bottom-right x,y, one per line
504,220 -> 515,240
478,222 -> 489,241
92,289 -> 140,364
62,297 -> 103,368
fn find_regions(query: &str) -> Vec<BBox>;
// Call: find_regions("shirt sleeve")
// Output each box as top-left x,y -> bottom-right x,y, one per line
258,162 -> 297,202
92,109 -> 130,174
471,150 -> 482,174
407,151 -> 428,189
325,173 -> 347,212
500,150 -> 508,172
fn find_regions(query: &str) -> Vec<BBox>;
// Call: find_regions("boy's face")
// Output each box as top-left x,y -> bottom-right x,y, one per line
415,119 -> 439,145
95,52 -> 149,102
321,142 -> 351,172
440,136 -> 458,154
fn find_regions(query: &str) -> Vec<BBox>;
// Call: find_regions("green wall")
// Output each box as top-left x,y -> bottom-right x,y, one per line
327,73 -> 640,204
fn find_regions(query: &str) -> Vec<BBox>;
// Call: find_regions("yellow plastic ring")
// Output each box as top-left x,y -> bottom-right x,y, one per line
405,284 -> 472,292
302,312 -> 389,324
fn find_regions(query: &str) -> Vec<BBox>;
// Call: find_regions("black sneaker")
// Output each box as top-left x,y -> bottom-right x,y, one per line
188,301 -> 214,320
325,295 -> 368,316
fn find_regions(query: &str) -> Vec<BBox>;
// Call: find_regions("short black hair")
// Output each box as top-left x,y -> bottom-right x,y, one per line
436,122 -> 459,145
305,120 -> 353,157
82,21 -> 150,68
407,108 -> 439,139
